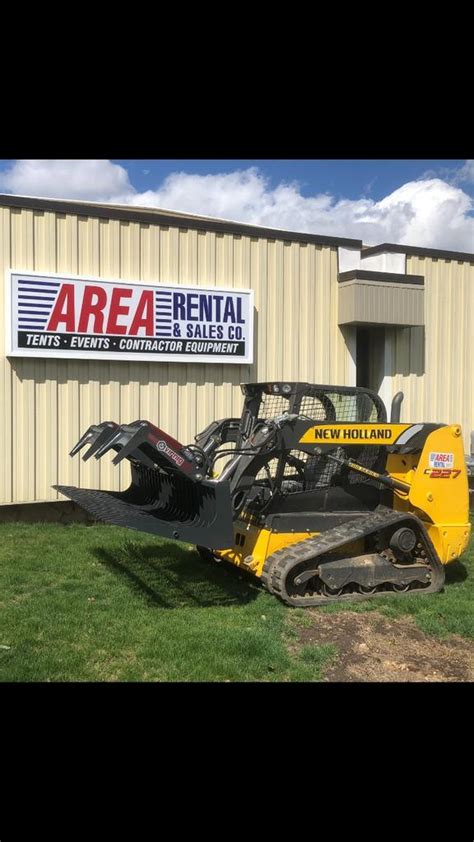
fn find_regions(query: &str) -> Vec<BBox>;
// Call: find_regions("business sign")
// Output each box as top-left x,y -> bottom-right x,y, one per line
6,270 -> 254,364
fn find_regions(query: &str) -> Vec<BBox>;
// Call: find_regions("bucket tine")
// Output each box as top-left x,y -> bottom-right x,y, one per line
69,423 -> 117,458
82,422 -> 120,461
111,424 -> 155,466
70,421 -> 160,469
93,422 -> 148,461
110,422 -> 199,477
93,429 -> 129,459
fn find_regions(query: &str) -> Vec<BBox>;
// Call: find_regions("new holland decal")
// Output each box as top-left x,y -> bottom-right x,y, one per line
299,424 -> 413,446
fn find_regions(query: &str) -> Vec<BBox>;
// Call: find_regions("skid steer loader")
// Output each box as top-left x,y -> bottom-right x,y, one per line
55,382 -> 471,606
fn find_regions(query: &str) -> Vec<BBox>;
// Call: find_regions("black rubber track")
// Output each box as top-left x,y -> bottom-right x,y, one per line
261,508 -> 446,607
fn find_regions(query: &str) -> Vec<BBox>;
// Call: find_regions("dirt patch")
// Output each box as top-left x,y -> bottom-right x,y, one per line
289,611 -> 474,682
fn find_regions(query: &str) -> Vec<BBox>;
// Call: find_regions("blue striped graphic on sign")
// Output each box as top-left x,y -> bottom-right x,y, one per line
18,295 -> 56,301
17,279 -> 61,286
154,289 -> 173,337
17,278 -> 61,331
18,301 -> 52,307
18,287 -> 60,293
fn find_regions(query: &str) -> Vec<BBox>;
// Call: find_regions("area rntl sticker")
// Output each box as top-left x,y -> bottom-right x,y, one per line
429,452 -> 454,469
7,270 -> 254,364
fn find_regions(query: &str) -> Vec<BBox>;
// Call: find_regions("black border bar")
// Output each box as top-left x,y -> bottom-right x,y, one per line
0,194 -> 363,250
362,242 -> 474,264
338,269 -> 424,285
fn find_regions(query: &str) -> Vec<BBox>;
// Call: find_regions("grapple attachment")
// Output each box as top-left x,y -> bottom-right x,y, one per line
69,422 -> 119,460
55,419 -> 235,547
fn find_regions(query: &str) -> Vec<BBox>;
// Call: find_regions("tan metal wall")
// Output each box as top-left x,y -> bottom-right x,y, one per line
338,279 -> 424,326
0,205 -> 347,504
391,255 -> 474,450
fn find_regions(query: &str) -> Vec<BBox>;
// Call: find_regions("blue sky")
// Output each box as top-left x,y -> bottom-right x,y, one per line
112,159 -> 472,201
0,159 -> 472,250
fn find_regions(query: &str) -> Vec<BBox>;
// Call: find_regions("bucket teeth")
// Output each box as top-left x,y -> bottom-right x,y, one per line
70,421 -> 158,469
71,419 -> 196,473
90,421 -> 159,470
93,421 -> 147,460
111,423 -> 158,466
82,423 -> 122,461
69,422 -> 118,460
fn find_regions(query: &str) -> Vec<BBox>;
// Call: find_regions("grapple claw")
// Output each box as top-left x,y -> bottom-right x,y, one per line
82,423 -> 120,461
59,416 -> 235,546
91,421 -> 161,470
93,426 -> 130,459
69,422 -> 118,459
111,423 -> 156,466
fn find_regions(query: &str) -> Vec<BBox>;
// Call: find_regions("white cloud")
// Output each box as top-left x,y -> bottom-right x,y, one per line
0,159 -> 134,201
0,159 -> 473,251
419,160 -> 474,187
456,159 -> 474,184
140,168 -> 474,250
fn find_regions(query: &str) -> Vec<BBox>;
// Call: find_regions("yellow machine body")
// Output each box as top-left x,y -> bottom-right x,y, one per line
387,424 -> 470,563
217,522 -> 319,577
214,423 -> 471,576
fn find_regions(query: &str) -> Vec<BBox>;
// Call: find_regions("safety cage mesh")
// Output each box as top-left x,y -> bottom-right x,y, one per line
249,384 -> 386,493
299,391 -> 380,423
258,392 -> 291,420
257,447 -> 385,491
256,385 -> 384,424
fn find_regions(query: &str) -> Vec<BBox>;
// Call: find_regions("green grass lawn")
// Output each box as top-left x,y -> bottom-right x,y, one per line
0,521 -> 472,682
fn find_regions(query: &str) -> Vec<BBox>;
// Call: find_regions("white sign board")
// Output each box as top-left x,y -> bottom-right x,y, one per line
6,270 -> 254,364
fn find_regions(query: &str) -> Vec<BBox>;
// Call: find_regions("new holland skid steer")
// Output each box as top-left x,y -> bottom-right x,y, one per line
55,382 -> 471,606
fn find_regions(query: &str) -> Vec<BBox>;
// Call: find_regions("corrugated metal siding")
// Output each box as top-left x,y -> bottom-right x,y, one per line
338,280 -> 424,326
0,206 -> 346,504
393,256 -> 474,450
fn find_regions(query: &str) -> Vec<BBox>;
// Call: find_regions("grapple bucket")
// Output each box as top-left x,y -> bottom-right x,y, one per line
55,420 -> 235,548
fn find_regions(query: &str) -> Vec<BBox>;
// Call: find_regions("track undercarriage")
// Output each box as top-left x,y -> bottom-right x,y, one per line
258,509 -> 445,607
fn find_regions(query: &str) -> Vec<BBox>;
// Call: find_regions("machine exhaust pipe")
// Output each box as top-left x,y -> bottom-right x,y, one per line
390,391 -> 404,423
